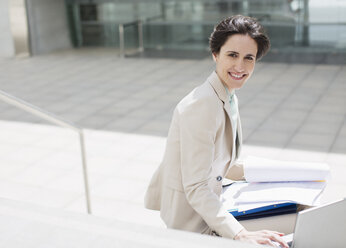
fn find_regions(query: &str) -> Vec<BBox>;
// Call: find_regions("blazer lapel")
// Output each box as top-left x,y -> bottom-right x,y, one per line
208,71 -> 242,161
207,71 -> 230,117
235,112 -> 242,159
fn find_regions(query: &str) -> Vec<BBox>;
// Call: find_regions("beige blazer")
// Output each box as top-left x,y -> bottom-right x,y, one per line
144,71 -> 244,239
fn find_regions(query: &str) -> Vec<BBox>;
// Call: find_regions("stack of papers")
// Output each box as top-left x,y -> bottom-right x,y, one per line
222,156 -> 330,219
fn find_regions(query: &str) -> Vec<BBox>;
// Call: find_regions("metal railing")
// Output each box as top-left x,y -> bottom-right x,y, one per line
119,20 -> 144,58
118,15 -> 164,57
0,90 -> 92,214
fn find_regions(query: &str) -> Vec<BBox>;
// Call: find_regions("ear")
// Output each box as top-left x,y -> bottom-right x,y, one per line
212,53 -> 218,62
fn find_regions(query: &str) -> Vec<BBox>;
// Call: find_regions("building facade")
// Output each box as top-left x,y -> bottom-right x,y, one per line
2,0 -> 346,63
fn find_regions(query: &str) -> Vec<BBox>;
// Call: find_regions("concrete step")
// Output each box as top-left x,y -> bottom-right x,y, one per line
0,198 -> 261,248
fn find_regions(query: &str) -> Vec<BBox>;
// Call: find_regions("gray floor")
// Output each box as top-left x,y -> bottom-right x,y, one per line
0,48 -> 345,232
0,48 -> 345,154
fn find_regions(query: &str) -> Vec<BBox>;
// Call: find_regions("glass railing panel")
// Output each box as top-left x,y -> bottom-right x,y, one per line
65,0 -> 346,61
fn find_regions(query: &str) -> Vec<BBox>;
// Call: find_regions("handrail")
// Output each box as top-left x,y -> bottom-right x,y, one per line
143,14 -> 165,23
118,20 -> 144,58
0,89 -> 92,214
117,14 -> 167,57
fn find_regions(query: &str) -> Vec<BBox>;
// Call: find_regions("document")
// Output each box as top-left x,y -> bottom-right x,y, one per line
222,181 -> 325,219
222,181 -> 325,208
244,156 -> 330,182
222,156 -> 330,219
233,181 -> 326,206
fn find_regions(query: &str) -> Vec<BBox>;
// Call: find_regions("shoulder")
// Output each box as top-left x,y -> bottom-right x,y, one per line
177,81 -> 222,115
174,81 -> 224,130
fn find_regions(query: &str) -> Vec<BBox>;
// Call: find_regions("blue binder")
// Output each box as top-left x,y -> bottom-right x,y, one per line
228,202 -> 297,220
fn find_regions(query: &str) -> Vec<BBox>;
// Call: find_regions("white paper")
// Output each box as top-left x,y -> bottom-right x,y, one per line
237,201 -> 291,212
222,182 -> 290,212
222,181 -> 325,212
244,156 -> 330,182
234,181 -> 326,206
222,182 -> 247,211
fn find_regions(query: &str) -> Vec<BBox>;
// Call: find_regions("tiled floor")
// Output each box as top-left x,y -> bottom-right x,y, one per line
0,49 -> 345,230
0,49 -> 345,153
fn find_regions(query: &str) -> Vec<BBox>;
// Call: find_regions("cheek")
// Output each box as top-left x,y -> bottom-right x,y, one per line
216,61 -> 228,74
246,63 -> 255,75
219,61 -> 232,72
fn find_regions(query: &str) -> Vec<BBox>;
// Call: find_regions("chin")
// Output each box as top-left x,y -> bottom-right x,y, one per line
229,80 -> 246,90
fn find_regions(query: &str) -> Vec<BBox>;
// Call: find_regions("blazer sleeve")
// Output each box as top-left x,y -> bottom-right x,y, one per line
225,163 -> 245,181
178,98 -> 244,239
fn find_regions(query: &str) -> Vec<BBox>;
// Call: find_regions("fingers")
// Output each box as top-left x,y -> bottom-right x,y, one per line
258,238 -> 277,247
274,231 -> 285,237
259,230 -> 288,248
266,233 -> 289,248
234,229 -> 289,248
272,231 -> 285,236
261,230 -> 284,236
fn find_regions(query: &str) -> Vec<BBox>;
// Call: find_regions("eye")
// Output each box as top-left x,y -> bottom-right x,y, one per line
245,56 -> 254,61
228,53 -> 237,58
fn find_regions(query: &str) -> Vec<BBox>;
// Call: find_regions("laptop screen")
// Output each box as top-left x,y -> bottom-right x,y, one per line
292,199 -> 346,248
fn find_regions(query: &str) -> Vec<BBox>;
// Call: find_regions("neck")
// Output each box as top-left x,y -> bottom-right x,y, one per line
224,84 -> 235,96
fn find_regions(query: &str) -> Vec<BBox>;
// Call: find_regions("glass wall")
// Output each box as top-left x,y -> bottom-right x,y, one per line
308,0 -> 346,49
65,0 -> 346,61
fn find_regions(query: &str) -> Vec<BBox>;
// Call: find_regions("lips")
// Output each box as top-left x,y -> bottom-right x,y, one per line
228,72 -> 246,80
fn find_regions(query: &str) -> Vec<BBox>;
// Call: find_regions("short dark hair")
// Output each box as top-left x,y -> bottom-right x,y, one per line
209,15 -> 270,60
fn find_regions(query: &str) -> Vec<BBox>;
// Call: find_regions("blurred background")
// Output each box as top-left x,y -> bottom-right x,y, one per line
3,0 -> 346,62
0,0 -> 345,244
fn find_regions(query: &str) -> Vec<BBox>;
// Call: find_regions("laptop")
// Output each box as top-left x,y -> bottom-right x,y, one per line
282,198 -> 346,248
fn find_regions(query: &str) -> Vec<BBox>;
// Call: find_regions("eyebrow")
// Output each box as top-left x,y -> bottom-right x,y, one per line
227,51 -> 256,57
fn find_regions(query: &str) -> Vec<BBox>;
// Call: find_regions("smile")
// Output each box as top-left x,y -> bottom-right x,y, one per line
229,72 -> 246,80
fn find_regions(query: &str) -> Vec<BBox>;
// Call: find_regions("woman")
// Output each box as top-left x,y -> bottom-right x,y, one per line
145,15 -> 288,247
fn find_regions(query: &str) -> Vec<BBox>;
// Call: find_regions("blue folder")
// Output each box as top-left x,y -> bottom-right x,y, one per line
228,202 -> 297,220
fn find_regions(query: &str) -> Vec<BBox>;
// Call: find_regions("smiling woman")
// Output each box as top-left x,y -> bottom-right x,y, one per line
212,34 -> 257,91
210,15 -> 270,92
144,15 -> 287,248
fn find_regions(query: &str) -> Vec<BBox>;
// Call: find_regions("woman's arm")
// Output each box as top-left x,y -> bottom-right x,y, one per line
178,98 -> 289,247
178,98 -> 244,238
225,163 -> 245,181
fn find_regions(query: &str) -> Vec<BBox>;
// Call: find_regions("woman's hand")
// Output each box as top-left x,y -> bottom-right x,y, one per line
234,229 -> 289,247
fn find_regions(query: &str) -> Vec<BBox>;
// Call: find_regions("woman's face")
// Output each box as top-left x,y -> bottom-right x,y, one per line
213,34 -> 258,91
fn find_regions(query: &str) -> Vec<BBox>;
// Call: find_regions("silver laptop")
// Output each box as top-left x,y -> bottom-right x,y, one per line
283,198 -> 346,248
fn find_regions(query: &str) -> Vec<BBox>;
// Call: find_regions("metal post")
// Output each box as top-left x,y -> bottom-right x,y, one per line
119,24 -> 125,57
160,0 -> 166,20
79,131 -> 92,214
302,0 -> 310,46
138,20 -> 144,52
0,90 -> 93,215
71,3 -> 83,47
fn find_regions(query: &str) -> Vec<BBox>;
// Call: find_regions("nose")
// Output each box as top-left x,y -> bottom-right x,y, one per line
234,58 -> 245,72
